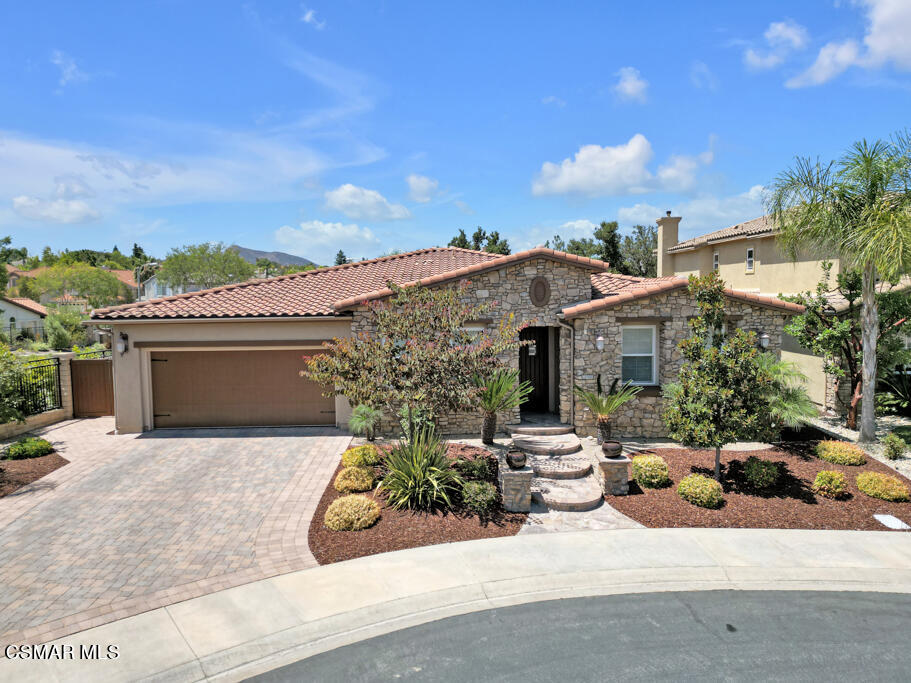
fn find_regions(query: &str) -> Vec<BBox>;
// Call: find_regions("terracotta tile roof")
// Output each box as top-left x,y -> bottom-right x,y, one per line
825,275 -> 911,314
667,215 -> 774,253
2,297 -> 48,317
107,269 -> 138,288
562,274 -> 805,319
90,247 -> 502,320
5,264 -> 24,276
333,248 -> 612,311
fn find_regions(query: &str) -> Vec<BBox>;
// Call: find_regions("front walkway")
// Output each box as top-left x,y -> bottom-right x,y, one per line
3,528 -> 909,682
0,418 -> 350,645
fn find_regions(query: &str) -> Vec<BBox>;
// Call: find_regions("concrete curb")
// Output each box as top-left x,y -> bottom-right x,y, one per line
2,528 -> 911,682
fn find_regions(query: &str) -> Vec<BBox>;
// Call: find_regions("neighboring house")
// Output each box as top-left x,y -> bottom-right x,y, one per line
0,296 -> 48,339
6,266 -> 137,309
5,264 -> 25,290
90,246 -> 802,437
138,273 -> 202,301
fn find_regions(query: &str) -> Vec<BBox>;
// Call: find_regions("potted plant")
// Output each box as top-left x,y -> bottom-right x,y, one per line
474,368 -> 533,444
574,377 -> 642,456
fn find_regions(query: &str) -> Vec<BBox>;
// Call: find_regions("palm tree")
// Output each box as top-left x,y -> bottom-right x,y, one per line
474,369 -> 533,444
755,353 -> 817,432
768,134 -> 911,441
574,378 -> 642,441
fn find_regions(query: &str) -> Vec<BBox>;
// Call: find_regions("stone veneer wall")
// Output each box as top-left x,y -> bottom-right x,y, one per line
570,292 -> 791,438
824,368 -> 854,417
350,257 -> 592,437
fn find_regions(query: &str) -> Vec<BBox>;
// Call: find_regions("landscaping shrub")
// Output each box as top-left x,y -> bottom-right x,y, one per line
379,428 -> 463,510
856,472 -> 910,502
461,480 -> 498,516
453,457 -> 490,482
324,495 -> 381,531
333,466 -> 376,493
5,437 -> 54,460
342,444 -> 381,468
631,454 -> 671,488
677,474 -> 724,509
812,470 -> 848,499
815,440 -> 867,466
743,456 -> 779,489
881,433 -> 907,461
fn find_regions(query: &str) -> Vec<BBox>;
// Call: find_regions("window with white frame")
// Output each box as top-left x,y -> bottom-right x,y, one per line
712,251 -> 719,271
621,325 -> 657,385
745,247 -> 755,272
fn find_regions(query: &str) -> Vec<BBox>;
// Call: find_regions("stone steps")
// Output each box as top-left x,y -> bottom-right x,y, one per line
531,475 -> 604,512
510,424 -> 575,436
511,432 -> 582,456
528,454 -> 591,479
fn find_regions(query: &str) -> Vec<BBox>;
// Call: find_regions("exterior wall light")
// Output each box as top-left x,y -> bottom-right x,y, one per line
595,335 -> 605,351
117,332 -> 129,355
759,332 -> 770,349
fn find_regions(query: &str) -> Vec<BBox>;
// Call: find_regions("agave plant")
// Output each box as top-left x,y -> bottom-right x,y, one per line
473,369 -> 533,444
574,377 -> 642,441
378,427 -> 463,510
348,404 -> 383,441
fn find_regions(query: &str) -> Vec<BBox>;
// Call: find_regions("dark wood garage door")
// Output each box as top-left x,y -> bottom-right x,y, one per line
150,350 -> 335,428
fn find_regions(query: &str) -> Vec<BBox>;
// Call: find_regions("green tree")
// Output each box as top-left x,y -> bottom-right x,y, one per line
768,133 -> 911,441
334,250 -> 349,266
0,344 -> 26,425
33,263 -> 128,308
40,246 -> 58,267
483,230 -> 511,255
782,262 -> 911,429
663,272 -> 776,480
544,235 -> 566,251
255,257 -> 280,278
593,221 -> 624,271
448,229 -> 471,249
448,228 -> 510,254
157,243 -> 255,290
304,282 -> 525,438
620,224 -> 658,277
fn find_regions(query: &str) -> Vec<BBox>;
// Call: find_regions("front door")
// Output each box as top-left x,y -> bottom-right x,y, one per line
519,327 -> 549,413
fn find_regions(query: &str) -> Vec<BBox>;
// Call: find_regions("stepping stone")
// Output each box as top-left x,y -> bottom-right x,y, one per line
528,454 -> 591,479
531,475 -> 603,512
510,424 -> 575,436
874,514 -> 911,530
512,432 -> 582,456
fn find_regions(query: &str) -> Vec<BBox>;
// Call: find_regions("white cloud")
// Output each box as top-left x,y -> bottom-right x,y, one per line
743,19 -> 808,71
787,0 -> 911,87
12,196 -> 99,223
324,183 -> 411,220
406,174 -> 439,203
301,7 -> 326,30
275,219 -> 380,264
50,50 -> 89,89
558,219 -> 598,235
454,200 -> 474,215
613,67 -> 648,103
617,185 -> 766,233
541,95 -> 566,107
532,134 -> 714,198
690,61 -> 719,90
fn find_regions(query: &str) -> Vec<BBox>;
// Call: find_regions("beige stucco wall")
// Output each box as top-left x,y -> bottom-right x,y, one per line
780,332 -> 825,408
110,319 -> 353,433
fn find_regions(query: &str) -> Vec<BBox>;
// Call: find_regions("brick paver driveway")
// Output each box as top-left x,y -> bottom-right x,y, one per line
0,417 -> 350,644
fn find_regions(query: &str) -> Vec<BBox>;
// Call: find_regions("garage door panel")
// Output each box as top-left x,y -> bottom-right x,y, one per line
151,350 -> 335,428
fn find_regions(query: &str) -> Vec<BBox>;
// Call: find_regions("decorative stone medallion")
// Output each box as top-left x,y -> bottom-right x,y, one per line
529,276 -> 551,307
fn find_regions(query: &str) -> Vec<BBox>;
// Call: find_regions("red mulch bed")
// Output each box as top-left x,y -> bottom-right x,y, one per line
309,443 -> 527,564
0,452 -> 68,498
610,445 -> 911,531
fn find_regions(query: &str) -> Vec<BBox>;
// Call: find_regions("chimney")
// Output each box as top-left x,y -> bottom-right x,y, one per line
656,211 -> 681,277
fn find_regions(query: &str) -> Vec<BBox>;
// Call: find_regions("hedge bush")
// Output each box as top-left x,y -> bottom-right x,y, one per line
815,440 -> 867,466
881,433 -> 907,461
324,495 -> 380,531
856,472 -> 910,502
5,437 -> 54,460
677,474 -> 724,509
342,444 -> 381,468
743,456 -> 779,489
453,457 -> 490,482
631,455 -> 671,488
461,480 -> 498,515
334,466 -> 376,493
812,470 -> 848,499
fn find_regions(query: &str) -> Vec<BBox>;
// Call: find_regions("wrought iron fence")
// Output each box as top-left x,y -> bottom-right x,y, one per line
19,357 -> 62,416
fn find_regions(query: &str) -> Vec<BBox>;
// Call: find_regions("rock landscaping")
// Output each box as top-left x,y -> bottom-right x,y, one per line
609,444 -> 911,531
309,442 -> 526,564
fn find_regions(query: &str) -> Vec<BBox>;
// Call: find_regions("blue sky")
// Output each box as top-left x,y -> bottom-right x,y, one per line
1,1 -> 909,265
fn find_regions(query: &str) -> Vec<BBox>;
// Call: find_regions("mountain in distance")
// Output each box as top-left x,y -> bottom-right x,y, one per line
229,245 -> 315,267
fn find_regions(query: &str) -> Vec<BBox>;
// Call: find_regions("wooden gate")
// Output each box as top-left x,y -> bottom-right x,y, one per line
71,358 -> 114,417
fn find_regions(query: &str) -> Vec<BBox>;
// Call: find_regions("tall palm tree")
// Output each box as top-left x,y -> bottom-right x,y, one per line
768,133 -> 911,441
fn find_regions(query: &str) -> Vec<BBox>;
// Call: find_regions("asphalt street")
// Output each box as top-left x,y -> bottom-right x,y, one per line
249,590 -> 911,682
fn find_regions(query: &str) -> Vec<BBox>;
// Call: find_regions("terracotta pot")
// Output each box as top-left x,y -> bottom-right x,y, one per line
601,440 -> 622,458
506,451 -> 527,469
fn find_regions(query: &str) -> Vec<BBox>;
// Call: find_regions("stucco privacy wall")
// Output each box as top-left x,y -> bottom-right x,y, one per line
351,257 -> 592,436
571,292 -> 791,438
109,319 -> 352,433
